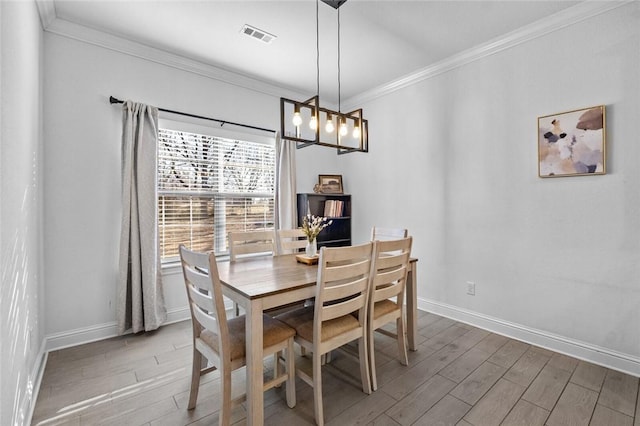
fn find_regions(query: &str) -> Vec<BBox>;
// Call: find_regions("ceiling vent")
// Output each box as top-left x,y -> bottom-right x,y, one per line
240,24 -> 276,44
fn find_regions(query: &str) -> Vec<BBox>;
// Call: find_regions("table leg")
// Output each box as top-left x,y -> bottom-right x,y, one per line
406,260 -> 418,351
245,299 -> 264,425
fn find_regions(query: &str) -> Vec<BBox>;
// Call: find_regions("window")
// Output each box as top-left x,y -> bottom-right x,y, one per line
158,127 -> 275,262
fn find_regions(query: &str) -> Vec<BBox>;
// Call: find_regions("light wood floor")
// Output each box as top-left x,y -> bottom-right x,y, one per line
33,311 -> 640,425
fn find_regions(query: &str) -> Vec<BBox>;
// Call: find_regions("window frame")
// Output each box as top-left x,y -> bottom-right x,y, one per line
157,117 -> 276,265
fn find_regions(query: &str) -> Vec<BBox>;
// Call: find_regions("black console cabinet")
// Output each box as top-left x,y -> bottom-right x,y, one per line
297,193 -> 351,248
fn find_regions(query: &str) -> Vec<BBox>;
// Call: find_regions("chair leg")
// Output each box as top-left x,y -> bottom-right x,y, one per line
368,325 -> 378,392
312,351 -> 324,425
219,366 -> 232,426
319,351 -> 333,365
358,336 -> 372,395
188,350 -> 203,410
397,316 -> 408,366
273,352 -> 281,387
285,339 -> 296,408
234,302 -> 240,317
396,315 -> 409,365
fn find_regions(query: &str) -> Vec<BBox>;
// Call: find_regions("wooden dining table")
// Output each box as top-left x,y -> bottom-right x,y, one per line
217,253 -> 418,426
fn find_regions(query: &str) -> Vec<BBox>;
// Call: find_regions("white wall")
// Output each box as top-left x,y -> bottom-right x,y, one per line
42,33 -> 337,345
339,3 -> 640,373
0,1 -> 45,424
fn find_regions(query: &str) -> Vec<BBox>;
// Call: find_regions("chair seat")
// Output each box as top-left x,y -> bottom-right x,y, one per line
373,299 -> 400,320
200,314 -> 295,361
276,306 -> 360,343
354,299 -> 399,321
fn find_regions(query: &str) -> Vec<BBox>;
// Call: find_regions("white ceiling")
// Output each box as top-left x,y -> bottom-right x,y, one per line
48,0 -> 583,104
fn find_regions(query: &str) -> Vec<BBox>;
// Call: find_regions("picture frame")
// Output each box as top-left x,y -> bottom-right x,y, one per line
538,105 -> 606,178
318,174 -> 343,194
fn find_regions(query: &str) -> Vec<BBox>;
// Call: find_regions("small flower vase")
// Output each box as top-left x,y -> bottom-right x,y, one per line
306,239 -> 318,257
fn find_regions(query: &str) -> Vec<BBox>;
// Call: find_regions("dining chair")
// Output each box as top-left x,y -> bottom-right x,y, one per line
277,228 -> 307,255
367,236 -> 412,391
228,229 -> 276,261
370,226 -> 408,241
276,242 -> 374,425
179,245 -> 296,425
228,229 -> 276,315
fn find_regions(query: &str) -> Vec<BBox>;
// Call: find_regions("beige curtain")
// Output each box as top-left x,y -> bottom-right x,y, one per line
117,100 -> 166,334
275,131 -> 297,248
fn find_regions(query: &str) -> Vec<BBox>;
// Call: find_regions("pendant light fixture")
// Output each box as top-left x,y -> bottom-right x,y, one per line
280,0 -> 368,154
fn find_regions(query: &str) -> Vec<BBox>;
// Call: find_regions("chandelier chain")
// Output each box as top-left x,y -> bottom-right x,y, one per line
337,7 -> 341,112
316,0 -> 320,97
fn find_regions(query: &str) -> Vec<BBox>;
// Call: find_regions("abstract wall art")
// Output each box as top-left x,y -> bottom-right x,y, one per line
538,105 -> 606,177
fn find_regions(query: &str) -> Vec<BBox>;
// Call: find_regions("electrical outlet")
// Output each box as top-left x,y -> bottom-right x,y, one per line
466,281 -> 475,296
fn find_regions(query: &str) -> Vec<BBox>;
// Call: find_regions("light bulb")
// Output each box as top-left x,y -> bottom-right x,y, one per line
325,115 -> 334,133
339,119 -> 348,136
309,115 -> 318,130
292,111 -> 302,127
352,125 -> 361,138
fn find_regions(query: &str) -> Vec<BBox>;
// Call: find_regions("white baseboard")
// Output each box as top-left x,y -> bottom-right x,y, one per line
420,298 -> 640,378
164,306 -> 191,325
45,320 -> 120,352
45,306 -> 192,352
26,339 -> 48,426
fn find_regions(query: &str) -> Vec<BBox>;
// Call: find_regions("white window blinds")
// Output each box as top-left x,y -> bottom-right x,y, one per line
158,128 -> 275,261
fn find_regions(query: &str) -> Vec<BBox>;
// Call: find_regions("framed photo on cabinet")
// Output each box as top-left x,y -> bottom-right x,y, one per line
318,175 -> 343,194
538,105 -> 606,177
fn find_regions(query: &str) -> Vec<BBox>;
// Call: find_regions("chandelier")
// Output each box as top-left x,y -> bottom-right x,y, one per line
280,0 -> 368,154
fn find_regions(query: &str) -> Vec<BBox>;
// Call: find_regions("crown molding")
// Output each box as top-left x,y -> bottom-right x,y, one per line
343,0 -> 633,108
37,3 -> 307,101
35,0 -> 56,29
36,0 -> 631,108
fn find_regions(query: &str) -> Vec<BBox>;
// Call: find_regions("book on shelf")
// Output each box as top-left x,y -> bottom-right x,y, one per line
323,200 -> 332,217
323,200 -> 344,218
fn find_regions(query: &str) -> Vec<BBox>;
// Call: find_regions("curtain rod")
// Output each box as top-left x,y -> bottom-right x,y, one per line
109,96 -> 275,134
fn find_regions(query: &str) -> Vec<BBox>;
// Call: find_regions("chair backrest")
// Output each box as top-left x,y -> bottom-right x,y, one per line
228,230 -> 276,262
277,228 -> 307,255
369,237 -> 412,308
179,245 -> 230,360
371,226 -> 408,241
314,242 -> 374,345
